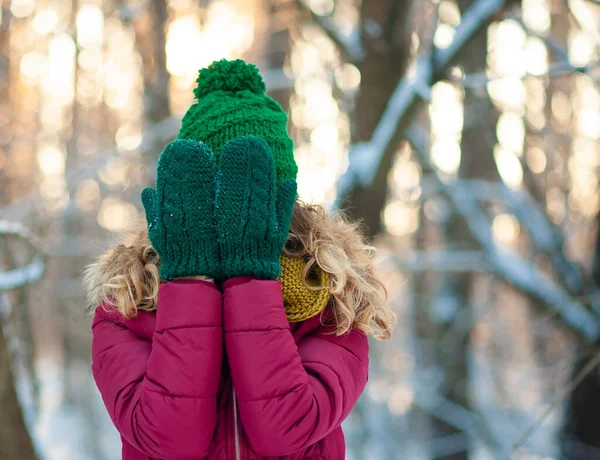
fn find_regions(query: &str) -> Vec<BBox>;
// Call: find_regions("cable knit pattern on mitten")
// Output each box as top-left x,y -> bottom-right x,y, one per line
142,60 -> 299,281
215,136 -> 296,280
142,139 -> 220,281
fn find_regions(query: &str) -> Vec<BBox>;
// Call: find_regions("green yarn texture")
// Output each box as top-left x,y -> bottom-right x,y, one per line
142,139 -> 220,281
142,137 -> 297,281
178,59 -> 297,186
216,136 -> 297,280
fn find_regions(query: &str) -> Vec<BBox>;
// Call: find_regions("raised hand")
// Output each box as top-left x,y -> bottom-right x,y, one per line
215,136 -> 297,280
142,139 -> 220,280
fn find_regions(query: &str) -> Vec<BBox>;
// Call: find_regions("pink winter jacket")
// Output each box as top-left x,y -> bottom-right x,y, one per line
91,277 -> 369,459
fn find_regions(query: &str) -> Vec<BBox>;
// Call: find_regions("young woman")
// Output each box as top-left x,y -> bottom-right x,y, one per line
85,59 -> 395,460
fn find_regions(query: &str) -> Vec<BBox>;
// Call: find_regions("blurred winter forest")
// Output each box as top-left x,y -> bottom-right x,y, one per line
2,0 -> 600,458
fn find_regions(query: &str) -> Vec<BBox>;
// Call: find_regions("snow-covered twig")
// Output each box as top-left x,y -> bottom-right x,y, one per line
261,68 -> 295,92
337,54 -> 433,198
336,0 -> 507,204
0,221 -> 46,290
418,179 -> 560,253
406,124 -> 600,342
421,174 -> 593,308
447,57 -> 600,88
432,0 -> 506,70
380,250 -> 489,273
492,188 -> 587,294
296,0 -> 364,63
412,379 -> 510,459
512,349 -> 600,452
514,13 -> 600,85
512,16 -> 570,61
413,389 -> 478,433
570,0 -> 600,44
425,432 -> 470,459
418,176 -> 590,300
460,180 -> 585,292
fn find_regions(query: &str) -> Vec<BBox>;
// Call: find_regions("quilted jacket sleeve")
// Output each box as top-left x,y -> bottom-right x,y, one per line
91,280 -> 222,459
222,277 -> 369,456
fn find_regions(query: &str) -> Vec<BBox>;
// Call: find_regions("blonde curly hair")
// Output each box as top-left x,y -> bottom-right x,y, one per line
83,201 -> 396,340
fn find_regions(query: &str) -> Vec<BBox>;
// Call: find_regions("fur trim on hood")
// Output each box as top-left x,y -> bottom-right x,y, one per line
83,228 -> 160,316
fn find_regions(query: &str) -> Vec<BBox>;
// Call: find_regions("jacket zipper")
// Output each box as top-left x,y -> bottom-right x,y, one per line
232,386 -> 241,460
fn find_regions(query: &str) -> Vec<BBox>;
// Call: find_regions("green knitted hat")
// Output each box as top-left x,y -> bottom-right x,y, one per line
178,59 -> 297,185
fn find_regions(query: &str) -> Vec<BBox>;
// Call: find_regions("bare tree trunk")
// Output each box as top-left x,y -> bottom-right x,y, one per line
61,0 -> 81,407
341,0 -> 414,237
411,144 -> 437,455
0,297 -> 37,460
431,1 -> 499,457
147,0 -> 170,122
0,7 -> 37,459
453,0 -> 500,184
0,6 -> 9,207
563,222 -> 600,456
127,0 -> 170,123
267,0 -> 293,111
552,0 -> 600,453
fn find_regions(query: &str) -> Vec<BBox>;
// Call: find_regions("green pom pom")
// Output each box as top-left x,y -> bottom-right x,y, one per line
193,59 -> 266,99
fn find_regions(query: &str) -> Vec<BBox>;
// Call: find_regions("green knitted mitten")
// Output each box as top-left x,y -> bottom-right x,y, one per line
215,136 -> 297,280
142,139 -> 220,281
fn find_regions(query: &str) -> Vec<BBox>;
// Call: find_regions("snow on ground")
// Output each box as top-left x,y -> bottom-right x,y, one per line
16,357 -> 121,460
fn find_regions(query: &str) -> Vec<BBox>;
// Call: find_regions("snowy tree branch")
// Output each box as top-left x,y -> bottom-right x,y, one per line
406,124 -> 600,342
513,17 -> 570,62
513,13 -> 600,85
419,177 -> 594,307
336,0 -> 507,204
334,0 -> 600,340
569,0 -> 600,44
426,432 -> 470,459
432,0 -> 506,70
412,373 -> 510,459
262,69 -> 295,92
448,57 -> 600,88
380,250 -> 490,272
296,0 -> 364,63
0,221 -> 46,290
455,180 -> 584,292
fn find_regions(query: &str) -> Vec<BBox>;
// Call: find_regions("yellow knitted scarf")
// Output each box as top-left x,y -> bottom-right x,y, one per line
278,255 -> 330,322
